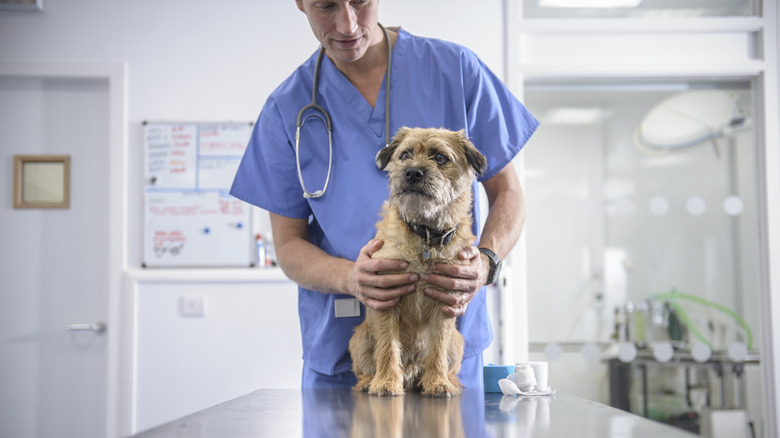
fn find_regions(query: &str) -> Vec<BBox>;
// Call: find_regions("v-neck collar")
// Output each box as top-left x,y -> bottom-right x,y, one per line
319,28 -> 409,142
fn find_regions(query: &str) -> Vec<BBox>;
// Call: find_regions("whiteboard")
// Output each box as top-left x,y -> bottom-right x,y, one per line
142,122 -> 253,267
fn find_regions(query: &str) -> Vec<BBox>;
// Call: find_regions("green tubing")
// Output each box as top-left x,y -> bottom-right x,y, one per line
652,289 -> 754,351
666,300 -> 711,349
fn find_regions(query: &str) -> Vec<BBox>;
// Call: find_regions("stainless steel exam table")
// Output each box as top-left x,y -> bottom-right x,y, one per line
136,388 -> 697,437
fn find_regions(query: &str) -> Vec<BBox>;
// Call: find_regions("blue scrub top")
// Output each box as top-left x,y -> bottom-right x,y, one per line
231,28 -> 538,376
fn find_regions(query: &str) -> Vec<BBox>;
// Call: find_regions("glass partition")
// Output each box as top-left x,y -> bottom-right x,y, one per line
523,0 -> 757,18
522,80 -> 765,435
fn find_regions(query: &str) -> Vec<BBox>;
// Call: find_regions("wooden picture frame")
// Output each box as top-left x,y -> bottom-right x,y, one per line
13,155 -> 70,208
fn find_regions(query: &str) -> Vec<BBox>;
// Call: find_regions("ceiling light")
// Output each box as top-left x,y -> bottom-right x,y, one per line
538,0 -> 642,8
542,107 -> 612,126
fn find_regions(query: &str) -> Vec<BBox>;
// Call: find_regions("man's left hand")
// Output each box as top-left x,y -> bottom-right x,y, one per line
421,245 -> 488,317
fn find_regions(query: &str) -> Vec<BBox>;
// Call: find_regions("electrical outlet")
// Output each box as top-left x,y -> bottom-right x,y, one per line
179,295 -> 206,317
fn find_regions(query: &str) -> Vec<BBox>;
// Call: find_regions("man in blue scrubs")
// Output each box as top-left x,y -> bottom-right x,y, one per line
231,0 -> 538,389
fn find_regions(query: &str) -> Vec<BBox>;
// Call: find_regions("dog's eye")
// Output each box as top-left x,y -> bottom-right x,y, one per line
400,151 -> 411,161
433,153 -> 449,165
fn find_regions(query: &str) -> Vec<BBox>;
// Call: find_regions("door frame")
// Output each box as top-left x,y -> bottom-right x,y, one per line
0,61 -> 129,438
504,0 -> 780,435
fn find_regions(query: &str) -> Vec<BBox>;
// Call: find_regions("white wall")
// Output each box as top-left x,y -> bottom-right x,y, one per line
131,277 -> 301,432
0,0 -> 505,265
0,0 -> 507,434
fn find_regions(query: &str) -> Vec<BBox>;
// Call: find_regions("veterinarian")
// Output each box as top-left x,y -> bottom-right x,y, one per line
231,0 -> 538,389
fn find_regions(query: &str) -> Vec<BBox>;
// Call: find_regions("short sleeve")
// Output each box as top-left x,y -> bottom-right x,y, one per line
230,100 -> 312,219
463,54 -> 539,182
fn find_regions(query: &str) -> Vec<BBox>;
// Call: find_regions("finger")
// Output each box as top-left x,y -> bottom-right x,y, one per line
458,245 -> 480,261
442,302 -> 467,318
365,258 -> 410,274
429,263 -> 479,282
422,272 -> 472,292
362,281 -> 417,301
364,296 -> 400,311
423,286 -> 463,307
360,239 -> 384,259
361,283 -> 417,310
360,272 -> 418,291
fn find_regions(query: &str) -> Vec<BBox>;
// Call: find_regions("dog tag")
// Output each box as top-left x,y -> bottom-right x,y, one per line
334,298 -> 361,318
423,247 -> 431,261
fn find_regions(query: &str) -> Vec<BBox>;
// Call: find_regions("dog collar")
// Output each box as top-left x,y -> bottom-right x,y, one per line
407,223 -> 458,260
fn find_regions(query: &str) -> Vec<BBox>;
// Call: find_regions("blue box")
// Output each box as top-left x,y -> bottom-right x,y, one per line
483,364 -> 515,393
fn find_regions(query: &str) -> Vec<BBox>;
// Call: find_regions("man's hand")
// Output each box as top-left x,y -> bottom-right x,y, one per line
421,245 -> 488,317
349,239 -> 419,311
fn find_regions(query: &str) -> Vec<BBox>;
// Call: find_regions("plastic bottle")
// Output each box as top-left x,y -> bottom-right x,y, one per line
265,233 -> 276,267
256,233 -> 266,268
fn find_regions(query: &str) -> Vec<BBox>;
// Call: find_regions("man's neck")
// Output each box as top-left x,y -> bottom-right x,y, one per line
327,26 -> 396,108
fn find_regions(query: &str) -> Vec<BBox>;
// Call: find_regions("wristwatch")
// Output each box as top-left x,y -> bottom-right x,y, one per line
479,248 -> 502,285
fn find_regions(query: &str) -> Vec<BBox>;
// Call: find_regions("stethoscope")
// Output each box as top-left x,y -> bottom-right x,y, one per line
295,23 -> 392,199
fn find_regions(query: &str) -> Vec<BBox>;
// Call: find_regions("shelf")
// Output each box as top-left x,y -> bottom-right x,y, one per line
126,267 -> 290,284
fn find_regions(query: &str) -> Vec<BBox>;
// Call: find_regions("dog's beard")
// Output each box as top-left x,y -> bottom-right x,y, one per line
395,192 -> 446,225
390,174 -> 468,229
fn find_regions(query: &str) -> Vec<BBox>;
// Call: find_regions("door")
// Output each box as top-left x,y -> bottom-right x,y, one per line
0,75 -> 111,437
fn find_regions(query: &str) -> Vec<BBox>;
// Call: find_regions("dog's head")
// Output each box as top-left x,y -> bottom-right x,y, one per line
375,127 -> 487,227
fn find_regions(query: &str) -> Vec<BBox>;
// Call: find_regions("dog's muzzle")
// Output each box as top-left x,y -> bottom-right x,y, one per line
401,167 -> 431,196
404,167 -> 424,183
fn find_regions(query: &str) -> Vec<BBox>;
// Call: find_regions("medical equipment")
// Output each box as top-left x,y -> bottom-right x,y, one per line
295,24 -> 392,199
633,90 -> 750,158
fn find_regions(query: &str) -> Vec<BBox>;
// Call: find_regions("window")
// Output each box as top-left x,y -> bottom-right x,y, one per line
522,79 -> 764,431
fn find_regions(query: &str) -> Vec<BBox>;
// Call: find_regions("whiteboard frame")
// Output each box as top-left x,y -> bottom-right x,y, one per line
141,121 -> 254,268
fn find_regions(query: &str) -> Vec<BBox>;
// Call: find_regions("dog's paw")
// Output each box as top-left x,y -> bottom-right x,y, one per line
368,379 -> 405,396
353,375 -> 373,392
421,380 -> 462,398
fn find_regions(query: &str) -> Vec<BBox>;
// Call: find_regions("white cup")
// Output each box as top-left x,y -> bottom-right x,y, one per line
516,361 -> 549,391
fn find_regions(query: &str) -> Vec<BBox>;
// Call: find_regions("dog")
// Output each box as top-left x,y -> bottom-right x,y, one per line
348,127 -> 487,397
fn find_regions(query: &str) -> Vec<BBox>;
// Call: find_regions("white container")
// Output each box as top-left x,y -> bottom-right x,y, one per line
515,362 -> 549,392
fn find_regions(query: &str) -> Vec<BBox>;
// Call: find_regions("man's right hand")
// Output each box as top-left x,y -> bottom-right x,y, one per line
349,239 -> 418,310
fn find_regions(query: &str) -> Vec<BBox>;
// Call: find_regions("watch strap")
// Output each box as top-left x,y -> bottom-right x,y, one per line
479,247 -> 501,285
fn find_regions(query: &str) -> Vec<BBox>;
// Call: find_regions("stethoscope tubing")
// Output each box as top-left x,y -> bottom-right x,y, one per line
295,23 -> 391,199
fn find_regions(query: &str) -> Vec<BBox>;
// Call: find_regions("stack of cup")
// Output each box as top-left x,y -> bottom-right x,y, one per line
497,361 -> 550,396
519,362 -> 549,392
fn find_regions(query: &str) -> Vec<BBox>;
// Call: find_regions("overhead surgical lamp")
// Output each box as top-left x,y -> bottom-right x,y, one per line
634,90 -> 750,158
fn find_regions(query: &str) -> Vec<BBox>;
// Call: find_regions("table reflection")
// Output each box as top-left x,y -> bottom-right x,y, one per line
485,393 -> 552,436
136,388 -> 699,437
302,389 -> 487,437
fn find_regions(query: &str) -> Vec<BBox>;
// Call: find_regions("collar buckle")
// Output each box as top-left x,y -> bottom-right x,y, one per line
407,222 -> 458,259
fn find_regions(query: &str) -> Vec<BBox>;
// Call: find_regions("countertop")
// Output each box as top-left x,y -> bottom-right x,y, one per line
135,388 -> 697,437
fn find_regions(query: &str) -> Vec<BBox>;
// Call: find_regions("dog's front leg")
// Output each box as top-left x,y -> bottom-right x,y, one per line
420,317 -> 463,397
367,310 -> 405,396
349,321 -> 376,392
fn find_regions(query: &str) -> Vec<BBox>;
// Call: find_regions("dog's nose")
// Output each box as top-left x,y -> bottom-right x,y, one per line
405,167 -> 424,183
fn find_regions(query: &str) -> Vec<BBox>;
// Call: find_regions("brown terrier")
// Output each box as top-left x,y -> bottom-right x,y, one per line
349,127 -> 487,397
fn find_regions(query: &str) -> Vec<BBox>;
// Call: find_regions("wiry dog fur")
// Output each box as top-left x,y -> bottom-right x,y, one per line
348,127 -> 487,397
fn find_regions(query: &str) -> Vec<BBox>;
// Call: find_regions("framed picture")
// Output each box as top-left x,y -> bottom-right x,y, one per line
13,155 -> 70,208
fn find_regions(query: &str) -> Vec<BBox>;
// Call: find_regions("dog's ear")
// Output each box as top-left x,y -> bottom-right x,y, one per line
457,130 -> 487,177
376,127 -> 408,170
